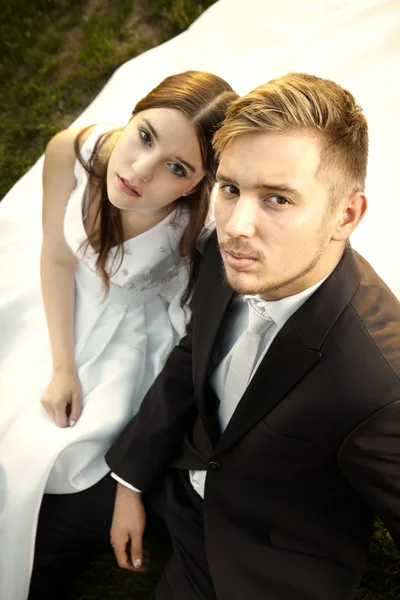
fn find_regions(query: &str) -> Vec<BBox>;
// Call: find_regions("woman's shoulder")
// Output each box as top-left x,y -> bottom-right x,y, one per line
44,125 -> 98,167
42,126 -> 104,222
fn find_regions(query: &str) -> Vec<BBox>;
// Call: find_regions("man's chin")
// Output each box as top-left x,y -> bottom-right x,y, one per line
223,267 -> 263,296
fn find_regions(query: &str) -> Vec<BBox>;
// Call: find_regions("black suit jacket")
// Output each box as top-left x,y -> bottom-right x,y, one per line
107,233 -> 400,600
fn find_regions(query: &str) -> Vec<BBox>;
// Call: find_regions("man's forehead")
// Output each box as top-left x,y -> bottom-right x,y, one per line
217,131 -> 322,185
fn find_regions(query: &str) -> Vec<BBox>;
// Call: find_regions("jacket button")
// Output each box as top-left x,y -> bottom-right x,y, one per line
208,461 -> 220,471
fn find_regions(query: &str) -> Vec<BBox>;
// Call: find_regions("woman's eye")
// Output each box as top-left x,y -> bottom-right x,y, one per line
220,184 -> 239,196
139,128 -> 152,146
168,162 -> 186,178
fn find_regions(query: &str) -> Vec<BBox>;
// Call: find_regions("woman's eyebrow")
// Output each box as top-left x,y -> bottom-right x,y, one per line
143,118 -> 159,140
143,118 -> 196,173
175,156 -> 196,173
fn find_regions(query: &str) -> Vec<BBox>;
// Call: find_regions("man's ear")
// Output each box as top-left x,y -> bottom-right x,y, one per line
332,192 -> 368,241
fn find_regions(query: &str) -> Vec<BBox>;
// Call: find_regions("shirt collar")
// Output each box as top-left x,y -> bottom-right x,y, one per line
243,271 -> 332,329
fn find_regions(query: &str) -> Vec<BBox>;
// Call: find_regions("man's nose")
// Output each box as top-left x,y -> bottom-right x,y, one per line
224,197 -> 258,238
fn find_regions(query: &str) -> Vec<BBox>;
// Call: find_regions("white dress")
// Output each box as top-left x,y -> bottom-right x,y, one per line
0,126 -> 189,600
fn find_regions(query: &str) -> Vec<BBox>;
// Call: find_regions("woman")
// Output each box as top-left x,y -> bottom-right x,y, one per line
0,70 -> 237,600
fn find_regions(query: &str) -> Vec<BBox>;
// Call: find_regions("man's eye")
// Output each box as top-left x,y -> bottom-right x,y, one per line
139,128 -> 152,146
269,195 -> 289,205
168,162 -> 186,178
220,184 -> 239,196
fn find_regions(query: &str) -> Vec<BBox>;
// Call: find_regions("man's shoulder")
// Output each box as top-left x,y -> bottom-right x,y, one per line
197,230 -> 223,276
352,250 -> 400,318
192,230 -> 233,312
201,229 -> 219,258
347,250 -> 400,379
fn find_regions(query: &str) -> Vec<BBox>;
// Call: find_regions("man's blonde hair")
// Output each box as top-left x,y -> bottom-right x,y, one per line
213,73 -> 368,202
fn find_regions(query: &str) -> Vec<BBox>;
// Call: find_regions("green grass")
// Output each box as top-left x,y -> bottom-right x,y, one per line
358,521 -> 400,599
0,0 -> 216,199
72,519 -> 400,600
2,1 -> 400,598
72,528 -> 171,600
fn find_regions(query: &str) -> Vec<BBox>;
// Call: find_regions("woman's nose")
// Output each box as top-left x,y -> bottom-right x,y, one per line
132,158 -> 154,183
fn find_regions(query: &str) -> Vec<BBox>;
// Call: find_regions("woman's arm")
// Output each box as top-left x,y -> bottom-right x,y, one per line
40,128 -> 88,427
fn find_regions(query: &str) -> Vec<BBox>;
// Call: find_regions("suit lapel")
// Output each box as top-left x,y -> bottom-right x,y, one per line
193,233 -> 234,446
216,318 -> 321,455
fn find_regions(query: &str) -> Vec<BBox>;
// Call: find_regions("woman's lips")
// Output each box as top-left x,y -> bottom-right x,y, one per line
225,250 -> 257,270
117,176 -> 142,197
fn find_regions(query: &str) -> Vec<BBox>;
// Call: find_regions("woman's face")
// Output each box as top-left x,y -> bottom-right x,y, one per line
107,107 -> 206,214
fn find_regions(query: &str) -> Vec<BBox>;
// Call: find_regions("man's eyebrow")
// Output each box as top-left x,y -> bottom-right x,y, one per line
256,183 -> 301,196
143,118 -> 196,174
216,172 -> 301,196
216,172 -> 238,184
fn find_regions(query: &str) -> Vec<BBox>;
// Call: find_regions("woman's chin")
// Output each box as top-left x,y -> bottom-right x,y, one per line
107,196 -> 175,217
107,193 -> 140,211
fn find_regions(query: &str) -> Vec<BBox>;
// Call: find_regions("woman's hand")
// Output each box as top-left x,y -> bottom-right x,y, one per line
40,369 -> 82,427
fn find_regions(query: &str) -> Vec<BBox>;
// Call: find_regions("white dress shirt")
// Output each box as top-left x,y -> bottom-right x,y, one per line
113,274 -> 330,496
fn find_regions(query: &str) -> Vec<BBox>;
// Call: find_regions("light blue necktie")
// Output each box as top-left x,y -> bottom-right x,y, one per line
220,298 -> 274,430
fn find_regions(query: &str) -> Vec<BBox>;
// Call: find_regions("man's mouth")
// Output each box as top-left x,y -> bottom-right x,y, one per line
228,251 -> 256,260
225,250 -> 258,270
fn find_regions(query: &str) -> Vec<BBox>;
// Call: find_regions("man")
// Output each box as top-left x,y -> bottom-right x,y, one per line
106,73 -> 400,600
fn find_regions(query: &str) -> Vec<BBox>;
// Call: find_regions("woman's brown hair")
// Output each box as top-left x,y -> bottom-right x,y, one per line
74,71 -> 237,305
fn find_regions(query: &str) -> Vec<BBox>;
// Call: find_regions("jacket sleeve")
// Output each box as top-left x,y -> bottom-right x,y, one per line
105,318 -> 196,491
338,399 -> 400,548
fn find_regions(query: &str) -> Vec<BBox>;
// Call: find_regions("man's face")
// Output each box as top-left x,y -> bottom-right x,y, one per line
215,131 -> 342,300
